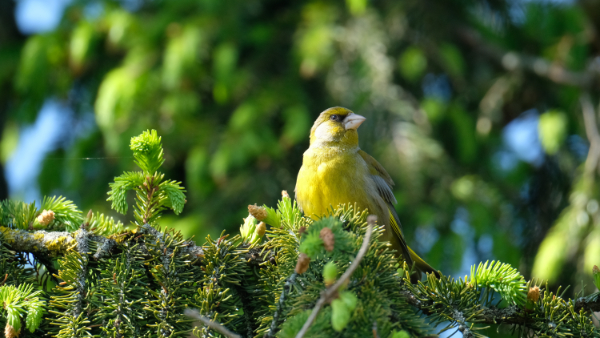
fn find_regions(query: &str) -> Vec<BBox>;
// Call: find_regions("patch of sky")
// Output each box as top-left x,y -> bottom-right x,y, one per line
509,0 -> 575,24
121,0 -> 144,11
450,207 -> 472,237
15,0 -> 71,34
566,134 -> 589,162
422,73 -> 452,102
84,1 -> 105,20
478,234 -> 494,256
492,150 -> 520,172
414,225 -> 439,254
449,207 -> 480,277
5,100 -> 73,203
502,109 -> 544,168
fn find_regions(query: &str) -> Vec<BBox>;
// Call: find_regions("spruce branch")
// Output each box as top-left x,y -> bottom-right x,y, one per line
185,309 -> 242,338
265,272 -> 298,338
0,283 -> 46,333
107,171 -> 145,215
0,226 -> 76,256
1,200 -> 38,230
130,129 -> 165,175
108,130 -> 186,226
401,274 -> 600,337
469,260 -> 527,306
294,215 -> 376,338
39,196 -> 83,231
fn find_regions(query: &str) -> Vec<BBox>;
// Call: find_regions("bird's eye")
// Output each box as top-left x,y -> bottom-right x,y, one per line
330,115 -> 340,121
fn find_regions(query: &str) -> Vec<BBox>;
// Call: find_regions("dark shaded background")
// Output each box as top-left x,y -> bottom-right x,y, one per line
1,0 -> 599,296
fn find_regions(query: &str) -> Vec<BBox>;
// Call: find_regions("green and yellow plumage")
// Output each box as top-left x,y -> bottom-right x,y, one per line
295,107 -> 438,280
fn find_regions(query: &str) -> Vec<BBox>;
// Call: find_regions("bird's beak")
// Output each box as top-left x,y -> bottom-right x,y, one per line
344,113 -> 366,130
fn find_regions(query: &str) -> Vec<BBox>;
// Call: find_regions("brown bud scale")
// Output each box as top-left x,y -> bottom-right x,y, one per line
320,227 -> 335,252
295,253 -> 310,274
527,286 -> 540,303
248,204 -> 268,221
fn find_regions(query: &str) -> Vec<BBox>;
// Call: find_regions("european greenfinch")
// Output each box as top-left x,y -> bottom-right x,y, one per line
295,107 -> 438,280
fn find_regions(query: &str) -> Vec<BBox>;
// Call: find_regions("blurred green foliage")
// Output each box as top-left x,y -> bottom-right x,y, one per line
1,0 -> 600,299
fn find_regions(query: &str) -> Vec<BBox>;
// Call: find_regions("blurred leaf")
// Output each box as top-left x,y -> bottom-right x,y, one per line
229,103 -> 259,131
16,35 -> 52,104
532,229 -> 568,283
449,103 -> 476,164
212,42 -> 237,103
160,90 -> 200,117
584,228 -> 600,276
0,122 -> 18,164
162,24 -> 202,89
538,110 -> 567,155
346,0 -> 367,15
399,47 -> 427,82
420,98 -> 446,123
297,3 -> 337,77
282,105 -> 311,146
186,145 -> 212,198
451,176 -> 475,201
439,43 -> 465,78
69,21 -> 96,73
95,67 -> 138,131
105,9 -> 135,47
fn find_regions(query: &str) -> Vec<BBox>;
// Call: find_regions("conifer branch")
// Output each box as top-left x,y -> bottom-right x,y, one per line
401,288 -> 600,334
0,226 -> 76,256
0,224 -> 204,261
266,272 -> 298,338
295,216 -> 376,338
574,294 -> 600,313
185,309 -> 242,338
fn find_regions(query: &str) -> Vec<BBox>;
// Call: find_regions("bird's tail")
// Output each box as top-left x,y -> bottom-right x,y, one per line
408,246 -> 440,279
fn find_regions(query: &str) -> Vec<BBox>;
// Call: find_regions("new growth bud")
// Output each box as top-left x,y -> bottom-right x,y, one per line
256,222 -> 266,237
281,190 -> 290,199
323,261 -> 337,287
248,204 -> 268,221
4,323 -> 20,338
240,215 -> 263,246
37,210 -> 55,227
295,253 -> 310,274
527,286 -> 540,303
320,227 -> 335,252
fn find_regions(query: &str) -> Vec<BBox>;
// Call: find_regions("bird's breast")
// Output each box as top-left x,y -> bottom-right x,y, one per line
296,147 -> 381,219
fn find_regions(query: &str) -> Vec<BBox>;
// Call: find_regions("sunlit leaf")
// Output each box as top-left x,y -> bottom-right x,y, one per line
538,110 -> 567,155
399,47 -> 427,82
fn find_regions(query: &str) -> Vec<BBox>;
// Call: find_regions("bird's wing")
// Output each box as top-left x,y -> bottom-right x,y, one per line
358,150 -> 397,204
359,150 -> 438,278
358,150 -> 404,235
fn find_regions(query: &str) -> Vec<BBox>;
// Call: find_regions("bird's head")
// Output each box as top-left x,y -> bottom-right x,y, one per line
309,107 -> 366,148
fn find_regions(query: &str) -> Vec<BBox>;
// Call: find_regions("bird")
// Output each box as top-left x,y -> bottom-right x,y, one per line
295,106 -> 438,280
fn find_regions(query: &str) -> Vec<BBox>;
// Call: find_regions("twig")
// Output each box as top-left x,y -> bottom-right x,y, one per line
372,321 -> 379,338
265,272 -> 298,337
185,309 -> 242,338
574,294 -> 600,313
295,215 -> 376,338
580,93 -> 600,179
0,224 -> 205,260
457,28 -> 599,88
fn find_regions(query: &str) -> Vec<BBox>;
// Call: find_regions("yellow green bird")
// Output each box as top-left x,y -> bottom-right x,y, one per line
295,107 -> 438,280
